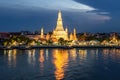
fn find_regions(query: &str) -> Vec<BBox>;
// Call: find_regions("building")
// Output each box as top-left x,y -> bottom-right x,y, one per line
40,10 -> 77,41
0,32 -> 10,39
51,10 -> 68,40
0,32 -> 10,45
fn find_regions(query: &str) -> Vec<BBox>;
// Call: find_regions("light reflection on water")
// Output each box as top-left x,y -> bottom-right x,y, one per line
52,49 -> 68,80
1,48 -> 120,80
78,49 -> 87,61
69,49 -> 77,61
28,49 -> 36,65
4,49 -> 17,68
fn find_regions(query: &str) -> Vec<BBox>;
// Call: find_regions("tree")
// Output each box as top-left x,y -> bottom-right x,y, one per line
46,40 -> 53,45
58,38 -> 64,45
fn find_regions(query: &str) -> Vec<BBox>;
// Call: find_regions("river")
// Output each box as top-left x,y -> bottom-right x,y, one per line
0,48 -> 120,80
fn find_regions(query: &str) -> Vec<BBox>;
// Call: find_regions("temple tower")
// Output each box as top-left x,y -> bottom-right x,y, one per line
73,28 -> 77,41
70,33 -> 73,41
40,28 -> 44,38
55,10 -> 64,31
65,27 -> 68,40
52,10 -> 68,40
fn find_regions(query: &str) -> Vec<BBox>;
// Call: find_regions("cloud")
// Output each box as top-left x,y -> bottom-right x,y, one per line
0,0 -> 95,12
0,0 -> 112,32
74,0 -> 120,12
0,0 -> 111,19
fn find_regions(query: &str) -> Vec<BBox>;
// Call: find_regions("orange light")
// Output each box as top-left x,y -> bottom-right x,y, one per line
52,49 -> 68,80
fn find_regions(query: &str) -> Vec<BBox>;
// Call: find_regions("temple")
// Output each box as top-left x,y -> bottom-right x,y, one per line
40,10 -> 77,41
52,10 -> 68,40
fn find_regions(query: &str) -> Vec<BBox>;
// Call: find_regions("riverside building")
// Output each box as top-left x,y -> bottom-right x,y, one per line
40,10 -> 77,42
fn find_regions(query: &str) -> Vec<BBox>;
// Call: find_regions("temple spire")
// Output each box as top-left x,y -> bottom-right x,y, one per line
73,28 -> 77,41
40,28 -> 44,38
55,10 -> 64,31
52,10 -> 69,40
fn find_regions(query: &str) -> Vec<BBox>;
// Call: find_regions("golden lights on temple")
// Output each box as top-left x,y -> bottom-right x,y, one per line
39,10 -> 77,41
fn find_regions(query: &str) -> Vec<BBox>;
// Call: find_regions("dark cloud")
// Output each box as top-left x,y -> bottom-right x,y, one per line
74,0 -> 120,12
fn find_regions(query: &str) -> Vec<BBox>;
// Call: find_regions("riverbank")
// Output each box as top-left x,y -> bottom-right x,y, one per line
0,45 -> 120,50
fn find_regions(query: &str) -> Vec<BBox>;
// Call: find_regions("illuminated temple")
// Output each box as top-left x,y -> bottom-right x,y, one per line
52,10 -> 68,40
40,10 -> 77,41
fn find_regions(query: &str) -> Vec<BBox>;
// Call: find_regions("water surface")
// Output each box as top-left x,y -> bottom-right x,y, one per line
0,48 -> 120,80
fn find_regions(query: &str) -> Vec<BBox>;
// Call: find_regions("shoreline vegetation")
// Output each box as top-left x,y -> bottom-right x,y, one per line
1,33 -> 120,50
1,45 -> 120,50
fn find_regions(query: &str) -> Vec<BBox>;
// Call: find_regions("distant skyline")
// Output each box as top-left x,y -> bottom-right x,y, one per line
0,0 -> 120,32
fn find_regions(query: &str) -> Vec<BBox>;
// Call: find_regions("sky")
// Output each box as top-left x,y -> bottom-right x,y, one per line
0,0 -> 120,33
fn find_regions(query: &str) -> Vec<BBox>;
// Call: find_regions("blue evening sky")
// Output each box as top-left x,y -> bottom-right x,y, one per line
0,0 -> 120,32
